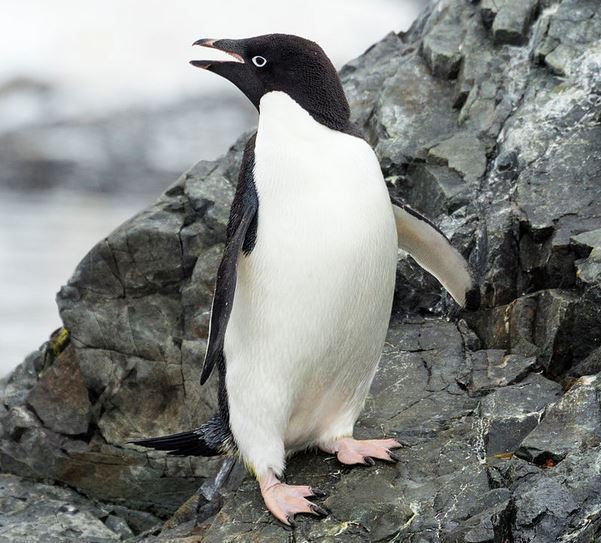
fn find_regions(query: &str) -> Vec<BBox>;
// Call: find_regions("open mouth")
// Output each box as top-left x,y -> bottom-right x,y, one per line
190,39 -> 245,69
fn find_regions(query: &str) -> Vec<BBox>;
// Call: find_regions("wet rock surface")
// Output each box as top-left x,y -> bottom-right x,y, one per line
2,0 -> 601,540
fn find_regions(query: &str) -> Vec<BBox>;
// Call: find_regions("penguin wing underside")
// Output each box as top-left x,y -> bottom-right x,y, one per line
200,135 -> 259,385
392,202 -> 479,309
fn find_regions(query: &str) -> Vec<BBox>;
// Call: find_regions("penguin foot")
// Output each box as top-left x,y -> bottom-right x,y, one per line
259,470 -> 329,526
320,437 -> 401,466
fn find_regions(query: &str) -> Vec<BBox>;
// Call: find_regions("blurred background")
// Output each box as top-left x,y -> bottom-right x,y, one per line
0,0 -> 424,376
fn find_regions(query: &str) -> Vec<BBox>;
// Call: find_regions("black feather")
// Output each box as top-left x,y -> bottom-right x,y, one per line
200,134 -> 259,386
130,414 -> 233,457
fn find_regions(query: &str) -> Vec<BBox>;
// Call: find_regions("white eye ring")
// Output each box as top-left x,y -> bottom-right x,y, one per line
252,55 -> 267,67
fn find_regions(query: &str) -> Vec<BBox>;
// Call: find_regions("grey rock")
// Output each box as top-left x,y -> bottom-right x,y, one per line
373,50 -> 458,175
467,289 -> 579,378
428,132 -> 487,185
0,350 -> 43,409
404,162 -> 469,217
421,1 -> 464,79
27,346 -> 91,435
342,32 -> 406,134
532,0 -> 601,76
3,0 -> 601,540
458,350 -> 538,395
568,345 -> 601,379
479,373 -> 562,455
507,446 -> 601,542
516,374 -> 601,465
481,0 -> 539,45
0,143 -> 242,518
492,0 -> 538,45
571,227 -> 601,253
576,248 -> 601,286
0,473 -> 124,542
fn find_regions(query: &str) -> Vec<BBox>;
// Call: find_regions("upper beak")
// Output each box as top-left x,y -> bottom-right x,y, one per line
190,38 -> 245,69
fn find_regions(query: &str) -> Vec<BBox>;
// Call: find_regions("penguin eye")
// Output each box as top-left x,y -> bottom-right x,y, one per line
252,56 -> 267,68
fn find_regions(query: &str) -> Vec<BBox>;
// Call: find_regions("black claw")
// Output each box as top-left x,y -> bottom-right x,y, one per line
311,487 -> 328,498
286,515 -> 296,528
388,451 -> 400,462
310,503 -> 330,517
363,456 -> 376,466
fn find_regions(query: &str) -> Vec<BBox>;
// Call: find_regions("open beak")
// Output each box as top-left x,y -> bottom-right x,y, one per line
190,38 -> 245,70
189,36 -> 261,109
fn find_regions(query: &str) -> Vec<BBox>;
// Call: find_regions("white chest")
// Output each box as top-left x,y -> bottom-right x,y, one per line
253,91 -> 393,247
230,91 -> 398,352
225,92 -> 398,448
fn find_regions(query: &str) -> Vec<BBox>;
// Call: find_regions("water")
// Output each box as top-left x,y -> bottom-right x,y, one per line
0,190 -> 152,375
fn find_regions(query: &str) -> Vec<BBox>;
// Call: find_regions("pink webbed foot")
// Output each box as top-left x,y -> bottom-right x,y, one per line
320,437 -> 401,466
259,470 -> 328,527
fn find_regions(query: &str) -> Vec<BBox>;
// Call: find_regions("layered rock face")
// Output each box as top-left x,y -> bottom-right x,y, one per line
1,0 -> 601,541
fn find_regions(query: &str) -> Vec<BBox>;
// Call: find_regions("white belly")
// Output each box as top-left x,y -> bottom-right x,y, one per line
225,92 -> 397,457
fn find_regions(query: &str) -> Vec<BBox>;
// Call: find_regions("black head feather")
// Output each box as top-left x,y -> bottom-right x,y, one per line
192,34 -> 351,131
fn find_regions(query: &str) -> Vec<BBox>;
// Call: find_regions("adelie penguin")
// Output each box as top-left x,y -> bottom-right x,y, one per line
131,34 -> 480,525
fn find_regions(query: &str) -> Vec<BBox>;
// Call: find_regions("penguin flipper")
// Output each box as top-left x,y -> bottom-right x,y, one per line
201,135 -> 259,385
391,202 -> 480,309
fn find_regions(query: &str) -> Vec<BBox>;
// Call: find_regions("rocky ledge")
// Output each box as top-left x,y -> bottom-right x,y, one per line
2,0 -> 601,541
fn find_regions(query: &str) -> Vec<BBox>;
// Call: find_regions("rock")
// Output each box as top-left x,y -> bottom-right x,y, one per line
342,32 -> 406,133
532,0 -> 601,76
568,345 -> 601,379
0,350 -> 43,409
479,373 -> 562,456
492,0 -> 538,45
507,447 -> 601,542
576,247 -> 601,286
445,488 -> 513,543
428,132 -> 487,185
373,47 -> 458,175
0,143 -> 241,517
458,350 -> 538,395
572,228 -> 601,254
27,346 -> 91,435
516,374 -> 601,465
404,162 -> 469,216
467,289 -> 579,378
0,473 -> 134,542
2,0 -> 601,540
480,0 -> 539,45
421,1 -> 464,79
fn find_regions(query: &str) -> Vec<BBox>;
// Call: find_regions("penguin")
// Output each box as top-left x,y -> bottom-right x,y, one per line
131,34 -> 480,526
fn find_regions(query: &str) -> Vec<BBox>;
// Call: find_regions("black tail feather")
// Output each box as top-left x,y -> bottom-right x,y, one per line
129,415 -> 232,457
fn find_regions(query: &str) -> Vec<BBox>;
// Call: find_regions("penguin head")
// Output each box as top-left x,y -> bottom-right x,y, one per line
191,34 -> 350,129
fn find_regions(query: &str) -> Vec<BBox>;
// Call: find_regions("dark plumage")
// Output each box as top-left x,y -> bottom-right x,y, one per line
192,34 -> 354,132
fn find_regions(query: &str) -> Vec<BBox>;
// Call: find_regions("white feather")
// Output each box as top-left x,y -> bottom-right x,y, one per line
392,204 -> 473,307
224,91 -> 398,478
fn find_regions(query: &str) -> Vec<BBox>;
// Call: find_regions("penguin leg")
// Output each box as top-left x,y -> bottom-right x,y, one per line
318,437 -> 401,466
258,469 -> 329,526
227,381 -> 327,525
